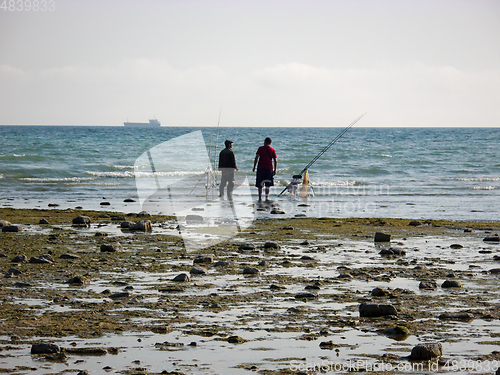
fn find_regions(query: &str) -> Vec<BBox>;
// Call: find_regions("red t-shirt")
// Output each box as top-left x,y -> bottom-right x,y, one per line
256,145 -> 277,170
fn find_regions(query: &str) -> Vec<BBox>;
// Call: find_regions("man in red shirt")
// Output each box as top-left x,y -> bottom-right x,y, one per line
252,137 -> 277,202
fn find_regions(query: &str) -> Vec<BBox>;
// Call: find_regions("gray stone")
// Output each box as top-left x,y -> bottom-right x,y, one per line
59,253 -> 80,260
120,221 -> 135,228
238,243 -> 255,250
483,235 -> 500,242
67,276 -> 88,285
29,255 -> 53,264
2,225 -> 21,232
359,303 -> 398,317
193,255 -> 214,264
39,218 -> 50,225
379,247 -> 406,256
371,287 -> 390,296
409,343 -> 443,360
409,220 -> 423,226
295,292 -> 318,300
109,292 -> 130,299
438,312 -> 474,321
264,241 -> 281,250
100,242 -> 123,253
72,215 -> 91,226
419,280 -> 438,290
172,273 -> 190,282
450,244 -> 463,249
11,254 -> 27,263
374,232 -> 391,242
190,267 -> 207,275
129,220 -> 152,232
31,343 -> 61,354
243,267 -> 259,275
441,280 -> 462,288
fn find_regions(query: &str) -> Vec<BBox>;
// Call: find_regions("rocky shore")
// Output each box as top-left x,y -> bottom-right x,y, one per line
0,207 -> 499,374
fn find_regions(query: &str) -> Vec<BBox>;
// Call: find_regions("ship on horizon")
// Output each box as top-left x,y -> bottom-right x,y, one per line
123,119 -> 161,127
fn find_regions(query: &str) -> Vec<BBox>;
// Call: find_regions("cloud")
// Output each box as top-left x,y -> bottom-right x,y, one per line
0,59 -> 499,127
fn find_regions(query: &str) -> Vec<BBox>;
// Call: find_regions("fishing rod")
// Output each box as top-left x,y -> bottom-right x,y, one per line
278,113 -> 366,197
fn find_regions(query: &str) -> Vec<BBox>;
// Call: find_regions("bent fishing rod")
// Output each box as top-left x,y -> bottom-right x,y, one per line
277,113 -> 366,197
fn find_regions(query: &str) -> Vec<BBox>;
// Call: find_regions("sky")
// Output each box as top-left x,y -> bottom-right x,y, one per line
1,0 -> 499,127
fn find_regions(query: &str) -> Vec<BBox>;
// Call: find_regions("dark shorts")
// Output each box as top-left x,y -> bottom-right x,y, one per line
256,169 -> 274,188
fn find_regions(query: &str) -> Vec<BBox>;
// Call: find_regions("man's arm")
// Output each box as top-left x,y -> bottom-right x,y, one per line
273,157 -> 277,175
252,155 -> 259,172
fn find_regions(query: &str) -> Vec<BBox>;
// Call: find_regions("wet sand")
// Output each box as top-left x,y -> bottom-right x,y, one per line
0,208 -> 499,374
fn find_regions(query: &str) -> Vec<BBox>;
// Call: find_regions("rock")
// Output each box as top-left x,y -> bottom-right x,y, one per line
300,240 -> 310,245
129,220 -> 152,232
186,214 -> 204,222
270,208 -> 286,214
243,267 -> 259,275
409,220 -> 423,226
441,280 -> 462,288
111,216 -> 126,221
0,220 -> 12,227
11,254 -> 27,263
379,247 -> 406,256
137,211 -> 150,217
494,255 -> 500,261
359,303 -> 398,317
193,255 -> 214,264
31,343 -> 61,354
214,261 -> 229,267
264,241 -> 281,250
109,292 -> 130,299
100,202 -> 111,206
489,268 -> 500,274
419,280 -> 438,290
47,203 -> 60,207
39,218 -> 50,225
450,244 -> 463,249
483,235 -> 500,242
172,273 -> 190,282
2,225 -> 21,232
120,221 -> 135,229
124,198 -> 136,202
227,336 -> 245,344
294,292 -> 318,300
14,282 -> 32,288
382,326 -> 410,336
438,312 -> 474,321
100,242 -> 123,253
238,243 -> 255,251
371,287 -> 390,296
190,267 -> 207,275
59,253 -> 80,260
94,232 -> 108,237
270,284 -> 286,290
374,232 -> 391,242
72,215 -> 91,227
4,268 -> 22,278
29,255 -> 54,264
408,343 -> 443,360
67,276 -> 88,285
319,341 -> 335,348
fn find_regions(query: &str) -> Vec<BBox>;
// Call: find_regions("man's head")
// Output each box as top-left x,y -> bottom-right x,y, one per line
264,137 -> 272,145
225,140 -> 233,148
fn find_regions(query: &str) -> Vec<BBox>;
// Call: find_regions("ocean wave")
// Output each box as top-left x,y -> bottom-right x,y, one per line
86,171 -> 136,178
442,177 -> 500,182
472,186 -> 496,190
20,177 -> 96,182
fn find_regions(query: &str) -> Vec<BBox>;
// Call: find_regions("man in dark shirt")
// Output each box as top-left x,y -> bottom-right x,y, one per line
252,137 -> 277,202
218,140 -> 238,200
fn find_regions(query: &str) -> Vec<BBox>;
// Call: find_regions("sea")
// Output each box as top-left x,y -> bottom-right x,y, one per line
0,125 -> 498,221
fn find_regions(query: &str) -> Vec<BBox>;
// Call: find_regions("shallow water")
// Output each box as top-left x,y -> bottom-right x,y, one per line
2,223 -> 499,374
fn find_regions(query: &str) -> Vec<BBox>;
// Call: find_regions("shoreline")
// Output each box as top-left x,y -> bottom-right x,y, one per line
1,208 -> 499,374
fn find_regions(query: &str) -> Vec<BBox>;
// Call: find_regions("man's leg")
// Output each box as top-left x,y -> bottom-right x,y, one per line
258,187 -> 263,202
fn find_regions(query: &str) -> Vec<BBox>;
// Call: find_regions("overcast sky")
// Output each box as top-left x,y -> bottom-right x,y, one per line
1,0 -> 499,127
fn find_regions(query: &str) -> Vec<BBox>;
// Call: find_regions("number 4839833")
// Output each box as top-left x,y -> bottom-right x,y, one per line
1,0 -> 55,11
